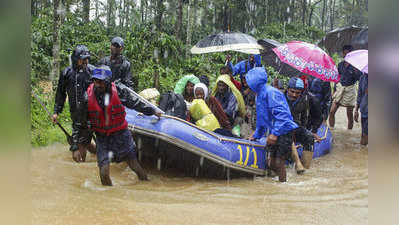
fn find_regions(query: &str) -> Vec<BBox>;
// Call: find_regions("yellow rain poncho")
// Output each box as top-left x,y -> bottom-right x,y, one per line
189,99 -> 220,131
211,75 -> 246,117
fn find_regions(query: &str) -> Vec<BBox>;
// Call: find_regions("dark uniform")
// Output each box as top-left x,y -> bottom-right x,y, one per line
98,55 -> 135,89
285,91 -> 322,152
98,36 -> 136,89
53,45 -> 94,150
308,77 -> 331,121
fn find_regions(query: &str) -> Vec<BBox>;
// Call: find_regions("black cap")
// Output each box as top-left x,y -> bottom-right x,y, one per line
111,36 -> 124,48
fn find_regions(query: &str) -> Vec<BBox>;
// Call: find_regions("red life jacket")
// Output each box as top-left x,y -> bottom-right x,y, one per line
87,83 -> 128,135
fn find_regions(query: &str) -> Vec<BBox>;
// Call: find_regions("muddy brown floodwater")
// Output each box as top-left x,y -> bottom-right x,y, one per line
31,108 -> 368,225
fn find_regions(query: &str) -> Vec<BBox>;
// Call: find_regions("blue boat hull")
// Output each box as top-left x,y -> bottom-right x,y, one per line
126,108 -> 333,176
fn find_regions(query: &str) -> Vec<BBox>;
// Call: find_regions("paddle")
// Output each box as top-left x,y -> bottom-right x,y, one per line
32,91 -> 73,145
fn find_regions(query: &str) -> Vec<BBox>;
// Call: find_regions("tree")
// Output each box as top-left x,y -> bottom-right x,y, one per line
50,0 -> 63,84
83,0 -> 90,22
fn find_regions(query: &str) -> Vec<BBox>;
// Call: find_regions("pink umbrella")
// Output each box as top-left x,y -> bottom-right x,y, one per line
344,50 -> 368,73
272,41 -> 340,83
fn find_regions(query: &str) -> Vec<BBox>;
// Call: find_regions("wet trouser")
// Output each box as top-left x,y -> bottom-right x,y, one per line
268,127 -> 314,159
95,129 -> 137,168
72,122 -> 93,145
292,127 -> 314,152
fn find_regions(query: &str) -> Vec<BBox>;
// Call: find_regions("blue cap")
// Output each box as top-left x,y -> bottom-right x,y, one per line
92,65 -> 112,80
288,77 -> 304,90
111,36 -> 124,48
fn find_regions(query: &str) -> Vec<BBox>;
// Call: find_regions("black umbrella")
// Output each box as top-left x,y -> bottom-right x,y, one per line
190,32 -> 263,54
258,38 -> 304,77
257,38 -> 282,51
318,25 -> 362,54
351,28 -> 368,50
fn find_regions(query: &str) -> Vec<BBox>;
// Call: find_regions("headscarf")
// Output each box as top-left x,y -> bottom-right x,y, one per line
211,75 -> 246,117
194,83 -> 208,100
173,74 -> 200,95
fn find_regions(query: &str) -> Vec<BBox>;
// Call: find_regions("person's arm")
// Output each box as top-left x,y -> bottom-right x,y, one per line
53,69 -> 67,115
115,81 -> 156,116
252,125 -> 266,140
232,61 -> 244,77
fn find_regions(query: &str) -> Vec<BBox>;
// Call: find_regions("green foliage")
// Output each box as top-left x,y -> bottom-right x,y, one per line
31,84 -> 72,147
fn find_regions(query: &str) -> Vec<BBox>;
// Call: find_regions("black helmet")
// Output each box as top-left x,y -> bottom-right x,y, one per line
71,45 -> 90,69
111,37 -> 124,48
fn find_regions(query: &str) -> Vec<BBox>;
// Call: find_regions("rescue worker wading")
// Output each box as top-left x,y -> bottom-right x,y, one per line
285,77 -> 323,171
78,65 -> 162,186
52,45 -> 96,162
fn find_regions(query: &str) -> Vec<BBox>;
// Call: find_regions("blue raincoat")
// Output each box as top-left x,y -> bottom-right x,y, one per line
245,67 -> 298,139
228,54 -> 262,81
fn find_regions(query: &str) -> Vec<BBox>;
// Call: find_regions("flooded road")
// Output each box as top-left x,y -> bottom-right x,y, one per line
31,108 -> 368,225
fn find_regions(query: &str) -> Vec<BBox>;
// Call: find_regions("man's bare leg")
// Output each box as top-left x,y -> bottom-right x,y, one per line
86,142 -> 97,154
127,158 -> 148,181
347,106 -> 354,130
329,102 -> 339,128
76,144 -> 88,162
360,135 -> 368,146
99,164 -> 112,186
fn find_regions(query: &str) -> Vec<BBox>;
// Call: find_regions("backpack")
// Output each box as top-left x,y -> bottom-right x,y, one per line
159,91 -> 187,120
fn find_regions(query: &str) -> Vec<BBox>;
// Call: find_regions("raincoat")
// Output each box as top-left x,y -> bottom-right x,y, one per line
173,74 -> 200,95
212,75 -> 246,118
189,99 -> 221,131
99,55 -> 135,89
245,67 -> 298,139
229,54 -> 262,80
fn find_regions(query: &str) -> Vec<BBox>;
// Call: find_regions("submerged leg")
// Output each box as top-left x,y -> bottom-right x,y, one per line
291,143 -> 305,174
86,142 -> 97,154
276,156 -> 287,182
347,107 -> 354,130
99,164 -> 112,186
127,158 -> 148,181
329,102 -> 339,128
77,144 -> 88,162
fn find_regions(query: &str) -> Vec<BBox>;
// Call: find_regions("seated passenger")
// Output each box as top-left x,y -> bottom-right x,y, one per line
212,75 -> 246,137
189,98 -> 221,132
220,66 -> 241,91
174,74 -> 200,108
194,83 -> 235,137
240,74 -> 255,106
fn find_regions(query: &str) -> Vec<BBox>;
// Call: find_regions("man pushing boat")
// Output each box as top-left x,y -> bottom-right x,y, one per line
76,65 -> 161,185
